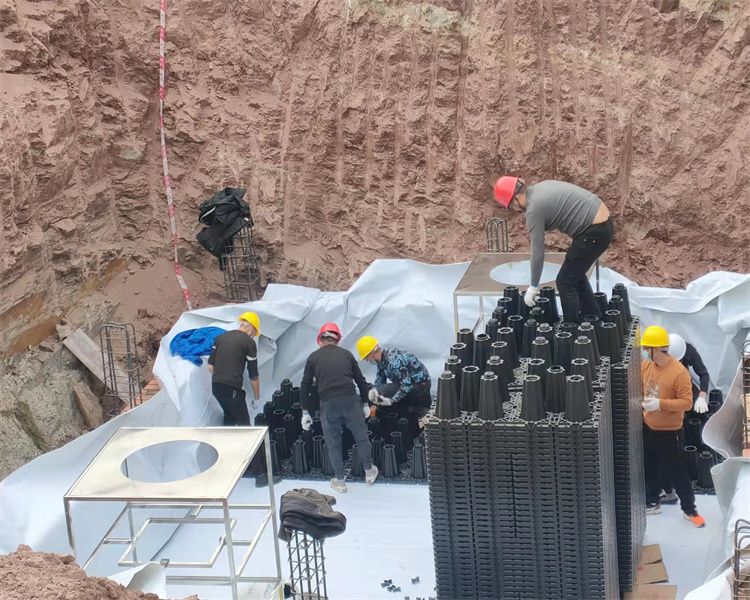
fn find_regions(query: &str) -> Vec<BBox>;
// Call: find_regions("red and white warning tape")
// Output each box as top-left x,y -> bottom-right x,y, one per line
159,0 -> 192,310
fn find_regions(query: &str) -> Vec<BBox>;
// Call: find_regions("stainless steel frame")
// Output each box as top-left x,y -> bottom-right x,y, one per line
733,518 -> 750,599
64,427 -> 282,600
452,252 -> 594,333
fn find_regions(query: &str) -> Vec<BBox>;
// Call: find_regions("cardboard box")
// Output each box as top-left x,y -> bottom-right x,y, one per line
625,584 -> 678,600
623,544 -> 677,600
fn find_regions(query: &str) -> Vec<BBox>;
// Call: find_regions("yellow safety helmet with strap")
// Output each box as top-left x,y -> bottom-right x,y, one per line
239,312 -> 260,335
640,325 -> 669,348
356,336 -> 379,360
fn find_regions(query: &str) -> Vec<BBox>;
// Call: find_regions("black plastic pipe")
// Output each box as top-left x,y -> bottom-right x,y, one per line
521,375 -> 546,422
436,371 -> 460,420
545,365 -> 567,413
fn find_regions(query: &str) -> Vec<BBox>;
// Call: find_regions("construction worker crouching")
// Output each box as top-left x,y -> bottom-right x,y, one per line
640,325 -> 705,527
300,323 -> 378,493
357,336 -> 432,438
494,176 -> 614,324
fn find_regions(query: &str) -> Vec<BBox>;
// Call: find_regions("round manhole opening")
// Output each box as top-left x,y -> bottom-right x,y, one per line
489,261 -> 562,285
121,441 -> 219,483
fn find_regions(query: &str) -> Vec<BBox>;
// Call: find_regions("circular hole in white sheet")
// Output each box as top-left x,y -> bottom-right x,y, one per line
489,261 -> 562,286
121,441 -> 219,483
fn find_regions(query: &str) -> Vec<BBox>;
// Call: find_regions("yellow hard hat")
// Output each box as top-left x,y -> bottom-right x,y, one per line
356,336 -> 379,360
641,325 -> 669,348
239,312 -> 260,335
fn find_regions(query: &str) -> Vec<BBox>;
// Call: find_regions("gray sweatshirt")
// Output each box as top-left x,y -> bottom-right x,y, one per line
525,180 -> 602,286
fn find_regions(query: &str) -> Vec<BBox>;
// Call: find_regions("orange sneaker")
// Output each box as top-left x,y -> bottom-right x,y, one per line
683,512 -> 706,528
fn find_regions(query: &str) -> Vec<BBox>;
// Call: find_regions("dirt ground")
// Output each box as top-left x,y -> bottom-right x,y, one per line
0,545 -> 198,600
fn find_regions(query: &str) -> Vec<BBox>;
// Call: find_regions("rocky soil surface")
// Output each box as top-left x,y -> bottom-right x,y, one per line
2,0 -> 750,361
2,0 -> 750,477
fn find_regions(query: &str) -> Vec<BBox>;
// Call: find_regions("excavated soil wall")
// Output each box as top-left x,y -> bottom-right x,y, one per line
2,0 -> 750,359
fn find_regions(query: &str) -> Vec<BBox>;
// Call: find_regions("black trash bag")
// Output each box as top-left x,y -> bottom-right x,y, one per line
196,187 -> 253,266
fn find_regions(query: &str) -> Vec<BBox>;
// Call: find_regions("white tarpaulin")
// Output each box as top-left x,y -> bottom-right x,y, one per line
1,259 -> 748,599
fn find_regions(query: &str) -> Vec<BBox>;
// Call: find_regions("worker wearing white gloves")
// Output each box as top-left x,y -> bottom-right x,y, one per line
494,177 -> 613,323
357,336 -> 432,438
524,286 -> 540,308
640,326 -> 705,527
299,323 -> 378,493
667,333 -> 711,414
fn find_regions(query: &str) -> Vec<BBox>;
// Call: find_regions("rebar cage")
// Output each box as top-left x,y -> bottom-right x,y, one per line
733,519 -> 750,600
222,221 -> 261,303
99,323 -> 143,412
486,218 -> 509,253
286,528 -> 328,600
742,341 -> 750,455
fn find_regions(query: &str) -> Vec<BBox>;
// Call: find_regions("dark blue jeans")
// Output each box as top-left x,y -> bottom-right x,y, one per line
321,394 -> 373,480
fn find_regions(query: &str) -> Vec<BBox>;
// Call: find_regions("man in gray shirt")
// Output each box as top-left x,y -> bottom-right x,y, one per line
494,177 -> 614,323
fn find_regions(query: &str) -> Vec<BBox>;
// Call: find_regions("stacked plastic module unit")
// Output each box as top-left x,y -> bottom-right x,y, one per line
609,316 -> 646,592
424,415 -> 477,598
425,378 -> 619,599
555,385 -> 619,600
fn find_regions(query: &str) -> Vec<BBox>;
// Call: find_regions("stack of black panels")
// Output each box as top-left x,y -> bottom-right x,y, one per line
424,415 -> 476,598
425,384 -> 619,599
609,318 -> 646,592
555,385 -> 619,599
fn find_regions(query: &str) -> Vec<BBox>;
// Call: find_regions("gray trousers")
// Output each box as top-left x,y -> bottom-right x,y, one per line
321,394 -> 373,480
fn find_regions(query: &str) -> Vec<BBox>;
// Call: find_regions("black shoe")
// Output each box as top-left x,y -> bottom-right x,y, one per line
660,490 -> 678,504
255,473 -> 282,487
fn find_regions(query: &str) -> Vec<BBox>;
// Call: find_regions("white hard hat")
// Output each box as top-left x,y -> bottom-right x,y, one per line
668,333 -> 687,361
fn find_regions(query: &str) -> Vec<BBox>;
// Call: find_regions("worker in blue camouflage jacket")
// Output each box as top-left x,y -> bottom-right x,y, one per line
356,336 -> 432,436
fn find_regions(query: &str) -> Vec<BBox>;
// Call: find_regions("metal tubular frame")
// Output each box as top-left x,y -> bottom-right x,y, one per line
742,341 -> 750,455
64,427 -> 282,600
222,221 -> 261,303
452,253 -> 593,333
733,519 -> 750,600
486,218 -> 509,253
99,322 -> 143,412
286,528 -> 328,600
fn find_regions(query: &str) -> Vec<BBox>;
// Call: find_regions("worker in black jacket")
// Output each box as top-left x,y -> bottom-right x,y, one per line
668,334 -> 710,412
659,332 -> 712,505
207,312 -> 261,422
207,312 -> 277,486
300,323 -> 378,493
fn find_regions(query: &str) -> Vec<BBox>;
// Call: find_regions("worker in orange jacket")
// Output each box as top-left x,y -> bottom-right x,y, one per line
641,326 -> 705,527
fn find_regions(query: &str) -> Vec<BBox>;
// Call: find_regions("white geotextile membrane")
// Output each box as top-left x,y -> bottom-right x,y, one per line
1,259 -> 749,599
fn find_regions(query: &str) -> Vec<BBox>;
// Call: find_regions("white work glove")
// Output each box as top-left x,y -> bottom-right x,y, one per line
301,412 -> 313,431
694,395 -> 709,414
524,285 -> 539,308
251,397 -> 261,409
368,388 -> 380,403
363,403 -> 371,419
642,396 -> 660,412
377,396 -> 394,407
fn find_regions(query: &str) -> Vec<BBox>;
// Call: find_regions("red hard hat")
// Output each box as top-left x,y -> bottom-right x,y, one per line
494,175 -> 520,209
317,322 -> 341,343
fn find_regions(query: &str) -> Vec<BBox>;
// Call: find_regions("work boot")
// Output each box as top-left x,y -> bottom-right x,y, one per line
646,502 -> 662,515
365,465 -> 379,485
330,478 -> 347,493
660,490 -> 678,504
683,511 -> 706,528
